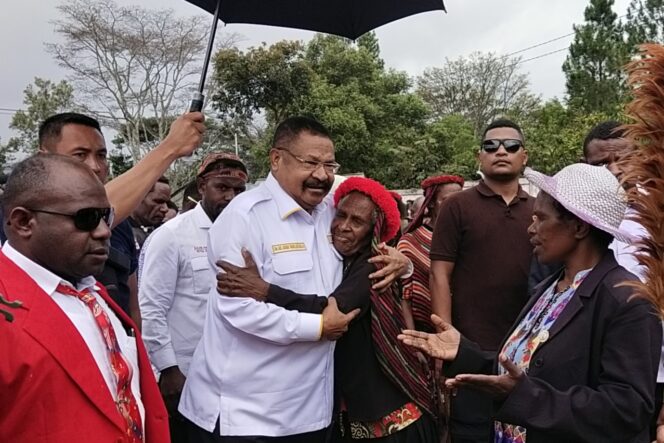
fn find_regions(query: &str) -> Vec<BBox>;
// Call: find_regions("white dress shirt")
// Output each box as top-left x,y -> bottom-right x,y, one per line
179,173 -> 342,437
139,203 -> 214,375
2,242 -> 145,425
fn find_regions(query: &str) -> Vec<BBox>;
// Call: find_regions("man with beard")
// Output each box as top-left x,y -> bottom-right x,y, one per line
138,153 -> 248,442
0,154 -> 168,442
179,117 -> 410,442
429,119 -> 534,443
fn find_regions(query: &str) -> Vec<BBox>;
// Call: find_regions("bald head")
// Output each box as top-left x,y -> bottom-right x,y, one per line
2,154 -> 111,282
2,154 -> 101,217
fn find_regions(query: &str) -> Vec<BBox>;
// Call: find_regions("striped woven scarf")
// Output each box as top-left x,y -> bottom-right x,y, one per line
369,214 -> 436,417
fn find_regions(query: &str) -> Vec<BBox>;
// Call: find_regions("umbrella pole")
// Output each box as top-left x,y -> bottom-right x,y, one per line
189,0 -> 222,112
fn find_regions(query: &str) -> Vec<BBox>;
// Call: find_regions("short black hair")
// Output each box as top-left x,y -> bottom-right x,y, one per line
39,112 -> 102,151
482,118 -> 524,141
582,120 -> 626,154
1,154 -> 94,216
272,116 -> 332,149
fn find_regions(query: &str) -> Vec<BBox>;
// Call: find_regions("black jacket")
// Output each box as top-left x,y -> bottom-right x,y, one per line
446,252 -> 662,443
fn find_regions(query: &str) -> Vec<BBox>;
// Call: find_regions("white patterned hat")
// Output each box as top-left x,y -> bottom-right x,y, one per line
524,164 -> 634,243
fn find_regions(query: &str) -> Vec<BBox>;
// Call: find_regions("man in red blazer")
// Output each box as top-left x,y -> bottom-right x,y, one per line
0,154 -> 169,443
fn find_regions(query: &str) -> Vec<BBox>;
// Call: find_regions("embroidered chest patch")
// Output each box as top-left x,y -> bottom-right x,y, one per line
272,242 -> 307,254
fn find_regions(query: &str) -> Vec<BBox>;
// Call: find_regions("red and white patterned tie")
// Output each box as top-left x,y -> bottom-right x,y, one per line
57,283 -> 144,442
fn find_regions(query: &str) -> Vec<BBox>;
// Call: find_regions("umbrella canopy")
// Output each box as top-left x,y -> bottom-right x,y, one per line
186,0 -> 445,111
188,0 -> 446,41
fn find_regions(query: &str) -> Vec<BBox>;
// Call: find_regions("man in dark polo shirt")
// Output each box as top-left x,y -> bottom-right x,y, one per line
430,118 -> 533,443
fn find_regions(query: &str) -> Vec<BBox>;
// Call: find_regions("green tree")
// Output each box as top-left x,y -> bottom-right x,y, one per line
356,31 -> 382,64
210,34 -> 434,188
416,52 -> 540,137
210,41 -> 313,125
625,0 -> 664,47
0,78 -> 74,166
563,0 -> 629,115
522,99 -> 615,174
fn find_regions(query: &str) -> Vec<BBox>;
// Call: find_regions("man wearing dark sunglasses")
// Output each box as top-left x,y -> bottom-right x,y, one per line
0,154 -> 168,443
429,118 -> 534,443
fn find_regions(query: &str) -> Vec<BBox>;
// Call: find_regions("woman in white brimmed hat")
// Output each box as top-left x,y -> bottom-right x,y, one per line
399,163 -> 662,443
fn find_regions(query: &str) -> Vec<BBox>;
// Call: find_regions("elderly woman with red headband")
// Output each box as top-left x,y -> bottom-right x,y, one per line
399,175 -> 464,333
399,164 -> 662,443
219,176 -> 439,442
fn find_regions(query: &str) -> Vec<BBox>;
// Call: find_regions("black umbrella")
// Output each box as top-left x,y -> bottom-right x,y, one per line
187,0 -> 446,111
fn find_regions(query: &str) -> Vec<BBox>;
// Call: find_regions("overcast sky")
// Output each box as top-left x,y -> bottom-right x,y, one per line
0,0 -> 632,144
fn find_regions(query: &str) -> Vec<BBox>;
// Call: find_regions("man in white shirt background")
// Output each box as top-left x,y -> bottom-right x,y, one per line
582,120 -> 663,442
0,154 -> 168,443
139,152 -> 249,442
179,116 -> 410,443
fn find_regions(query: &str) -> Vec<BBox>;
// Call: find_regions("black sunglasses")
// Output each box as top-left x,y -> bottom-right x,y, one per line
481,139 -> 523,154
27,207 -> 114,231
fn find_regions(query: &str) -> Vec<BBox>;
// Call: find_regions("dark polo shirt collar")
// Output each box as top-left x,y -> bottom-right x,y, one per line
475,179 -> 529,204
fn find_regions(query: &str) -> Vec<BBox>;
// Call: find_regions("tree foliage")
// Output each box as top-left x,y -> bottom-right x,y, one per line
416,52 -> 541,136
522,99 -> 615,174
210,34 -> 432,187
48,0 -> 239,162
0,77 -> 74,165
563,0 -> 629,115
625,0 -> 664,47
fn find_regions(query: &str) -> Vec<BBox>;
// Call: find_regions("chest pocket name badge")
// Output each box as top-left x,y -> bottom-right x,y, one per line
272,242 -> 307,254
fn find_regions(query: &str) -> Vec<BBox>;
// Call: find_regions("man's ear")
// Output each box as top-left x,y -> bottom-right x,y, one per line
7,207 -> 36,240
269,148 -> 281,172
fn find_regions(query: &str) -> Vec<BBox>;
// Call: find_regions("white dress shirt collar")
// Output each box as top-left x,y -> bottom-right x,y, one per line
2,242 -> 98,294
264,172 -> 331,220
191,202 -> 213,230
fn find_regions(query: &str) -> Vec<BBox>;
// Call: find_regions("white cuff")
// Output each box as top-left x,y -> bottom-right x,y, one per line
297,313 -> 324,341
151,345 -> 179,372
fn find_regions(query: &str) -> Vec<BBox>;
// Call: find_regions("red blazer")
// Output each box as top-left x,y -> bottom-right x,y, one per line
0,251 -> 170,443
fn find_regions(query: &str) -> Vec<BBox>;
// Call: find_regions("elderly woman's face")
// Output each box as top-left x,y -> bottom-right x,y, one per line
528,192 -> 578,264
331,192 -> 376,257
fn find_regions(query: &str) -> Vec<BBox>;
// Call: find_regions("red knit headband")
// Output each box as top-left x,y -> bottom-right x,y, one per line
420,174 -> 464,190
334,177 -> 401,243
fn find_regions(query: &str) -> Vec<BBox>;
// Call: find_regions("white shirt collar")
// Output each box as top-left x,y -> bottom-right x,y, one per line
192,202 -> 213,229
2,242 -> 99,294
264,172 -> 331,220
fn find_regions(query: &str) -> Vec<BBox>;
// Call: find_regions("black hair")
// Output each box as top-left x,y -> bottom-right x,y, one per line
482,118 -> 524,141
1,154 -> 95,216
582,120 -> 626,154
38,112 -> 102,151
157,175 -> 170,186
272,116 -> 332,149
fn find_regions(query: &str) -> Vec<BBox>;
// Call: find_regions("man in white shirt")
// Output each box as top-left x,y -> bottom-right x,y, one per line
139,152 -> 249,441
583,120 -> 663,441
179,117 -> 408,442
0,154 -> 168,443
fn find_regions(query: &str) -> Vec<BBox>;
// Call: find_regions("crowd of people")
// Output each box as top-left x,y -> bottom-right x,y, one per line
1,50 -> 664,443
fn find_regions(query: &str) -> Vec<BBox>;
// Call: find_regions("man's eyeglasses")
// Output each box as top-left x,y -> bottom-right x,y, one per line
481,139 -> 524,154
276,148 -> 340,174
27,207 -> 115,231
